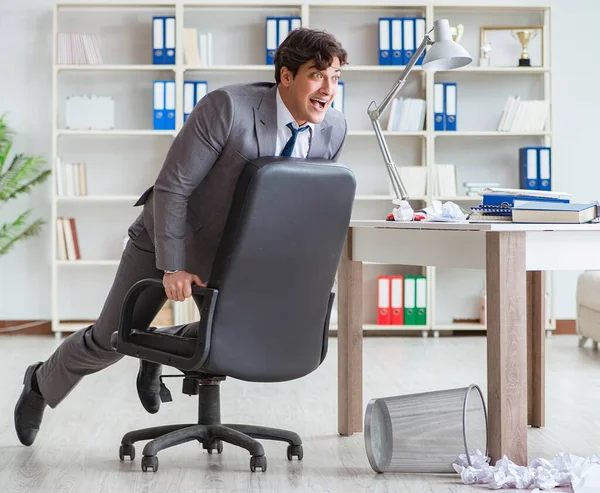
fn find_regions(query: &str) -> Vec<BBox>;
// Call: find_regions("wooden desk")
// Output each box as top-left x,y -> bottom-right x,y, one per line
337,220 -> 600,465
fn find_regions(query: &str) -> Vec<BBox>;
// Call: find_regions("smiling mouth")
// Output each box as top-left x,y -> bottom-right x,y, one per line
310,98 -> 328,111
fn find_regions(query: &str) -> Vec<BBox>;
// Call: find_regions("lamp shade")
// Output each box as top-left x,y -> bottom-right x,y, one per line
422,19 -> 472,71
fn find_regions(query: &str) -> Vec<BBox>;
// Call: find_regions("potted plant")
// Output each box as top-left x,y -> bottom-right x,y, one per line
0,113 -> 51,256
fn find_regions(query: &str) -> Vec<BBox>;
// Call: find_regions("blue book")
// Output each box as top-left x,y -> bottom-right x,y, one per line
483,194 -> 569,208
512,202 -> 598,224
378,18 -> 391,65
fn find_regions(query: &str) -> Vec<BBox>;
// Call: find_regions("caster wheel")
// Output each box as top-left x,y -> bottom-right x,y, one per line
141,455 -> 159,472
287,444 -> 303,461
206,441 -> 223,454
119,444 -> 135,461
250,455 -> 267,472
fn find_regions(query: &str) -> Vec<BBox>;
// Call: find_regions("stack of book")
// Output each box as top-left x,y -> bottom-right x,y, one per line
469,188 -> 574,223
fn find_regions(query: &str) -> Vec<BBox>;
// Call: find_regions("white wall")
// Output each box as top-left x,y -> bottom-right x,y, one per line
0,0 -> 598,320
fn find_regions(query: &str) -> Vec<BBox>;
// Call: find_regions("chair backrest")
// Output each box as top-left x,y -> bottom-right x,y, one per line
201,157 -> 356,382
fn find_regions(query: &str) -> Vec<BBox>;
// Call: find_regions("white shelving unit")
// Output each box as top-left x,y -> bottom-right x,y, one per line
51,0 -> 553,337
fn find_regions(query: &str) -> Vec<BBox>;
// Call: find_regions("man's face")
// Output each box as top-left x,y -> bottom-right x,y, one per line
279,57 -> 342,125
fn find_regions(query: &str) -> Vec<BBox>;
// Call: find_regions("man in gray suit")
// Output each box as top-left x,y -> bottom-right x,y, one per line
15,27 -> 348,445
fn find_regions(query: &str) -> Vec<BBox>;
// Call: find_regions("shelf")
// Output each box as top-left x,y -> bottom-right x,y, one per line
57,195 -> 140,203
57,129 -> 176,136
434,131 -> 551,137
56,260 -> 120,266
347,130 -> 426,137
355,195 -> 427,201
434,323 -> 486,331
434,196 -> 482,202
56,64 -> 176,71
363,324 -> 427,331
436,66 -> 549,74
185,64 -> 272,71
344,65 -> 422,72
56,1 -> 177,7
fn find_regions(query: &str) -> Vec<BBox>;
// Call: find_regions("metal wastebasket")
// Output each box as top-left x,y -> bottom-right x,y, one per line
365,385 -> 487,473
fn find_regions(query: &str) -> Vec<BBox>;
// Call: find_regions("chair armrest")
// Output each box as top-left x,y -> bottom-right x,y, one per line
115,278 -> 219,370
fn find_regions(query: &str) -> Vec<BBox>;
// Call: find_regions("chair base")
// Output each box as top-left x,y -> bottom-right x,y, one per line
118,375 -> 303,472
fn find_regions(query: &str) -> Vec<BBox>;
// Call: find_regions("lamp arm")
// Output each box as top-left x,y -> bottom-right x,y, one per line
367,33 -> 433,201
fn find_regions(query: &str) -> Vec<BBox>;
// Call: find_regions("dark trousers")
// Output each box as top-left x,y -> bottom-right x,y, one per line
36,226 -> 197,408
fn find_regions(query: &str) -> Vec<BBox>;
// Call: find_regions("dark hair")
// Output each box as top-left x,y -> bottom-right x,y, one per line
274,27 -> 348,84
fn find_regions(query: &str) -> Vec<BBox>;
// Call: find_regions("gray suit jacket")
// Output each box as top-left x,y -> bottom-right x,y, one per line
132,82 -> 347,281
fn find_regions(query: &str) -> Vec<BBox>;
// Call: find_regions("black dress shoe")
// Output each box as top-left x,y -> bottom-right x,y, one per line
137,360 -> 162,414
14,362 -> 47,446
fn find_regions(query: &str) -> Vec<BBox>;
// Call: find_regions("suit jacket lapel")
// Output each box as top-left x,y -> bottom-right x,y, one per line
255,86 -> 278,157
308,123 -> 332,159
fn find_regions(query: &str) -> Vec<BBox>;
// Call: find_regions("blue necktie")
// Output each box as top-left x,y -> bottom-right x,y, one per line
280,122 -> 309,157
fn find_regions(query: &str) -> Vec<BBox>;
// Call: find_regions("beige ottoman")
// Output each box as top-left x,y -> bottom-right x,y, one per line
576,270 -> 600,349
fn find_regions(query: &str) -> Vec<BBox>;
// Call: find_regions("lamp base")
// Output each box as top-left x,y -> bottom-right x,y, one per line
518,58 -> 532,67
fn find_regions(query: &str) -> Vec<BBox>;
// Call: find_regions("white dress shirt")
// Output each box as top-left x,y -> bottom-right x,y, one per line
275,88 -> 314,158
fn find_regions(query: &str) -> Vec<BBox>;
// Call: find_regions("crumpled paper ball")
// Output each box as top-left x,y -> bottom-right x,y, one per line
453,451 -> 600,491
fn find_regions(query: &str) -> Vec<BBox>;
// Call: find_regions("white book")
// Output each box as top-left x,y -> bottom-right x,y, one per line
183,28 -> 201,65
56,218 -> 67,260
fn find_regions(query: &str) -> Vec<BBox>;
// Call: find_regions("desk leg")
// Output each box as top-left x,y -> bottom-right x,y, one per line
527,271 -> 545,427
337,228 -> 363,436
486,232 -> 527,465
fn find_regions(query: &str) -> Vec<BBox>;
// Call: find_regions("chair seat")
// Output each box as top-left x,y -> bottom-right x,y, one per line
129,326 -> 197,358
577,270 -> 600,312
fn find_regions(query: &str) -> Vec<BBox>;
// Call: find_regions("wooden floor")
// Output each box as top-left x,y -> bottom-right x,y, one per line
1,334 -> 598,492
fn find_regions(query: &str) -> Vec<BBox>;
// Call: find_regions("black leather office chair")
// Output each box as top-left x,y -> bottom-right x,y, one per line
113,157 -> 356,473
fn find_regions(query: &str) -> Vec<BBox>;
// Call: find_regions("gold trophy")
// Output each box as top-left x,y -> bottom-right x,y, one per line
512,29 -> 538,67
450,24 -> 464,43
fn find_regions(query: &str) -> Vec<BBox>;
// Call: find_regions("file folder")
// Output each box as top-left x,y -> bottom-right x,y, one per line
332,81 -> 344,113
278,17 -> 290,46
378,18 -> 391,65
183,81 -> 195,123
391,19 -> 403,66
290,17 -> 301,31
538,147 -> 551,191
164,80 -> 176,130
434,83 -> 444,131
164,16 -> 176,64
153,80 -> 165,130
390,275 -> 404,325
152,17 -> 164,65
414,18 -> 426,65
377,276 -> 391,325
265,17 -> 277,64
194,81 -> 208,104
402,18 -> 415,66
415,276 -> 427,325
519,147 -> 539,190
444,82 -> 457,131
403,276 -> 416,325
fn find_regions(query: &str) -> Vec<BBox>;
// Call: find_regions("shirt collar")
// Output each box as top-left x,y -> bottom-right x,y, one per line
276,86 -> 315,133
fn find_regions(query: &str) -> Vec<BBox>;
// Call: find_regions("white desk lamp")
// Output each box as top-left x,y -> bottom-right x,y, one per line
367,19 -> 472,203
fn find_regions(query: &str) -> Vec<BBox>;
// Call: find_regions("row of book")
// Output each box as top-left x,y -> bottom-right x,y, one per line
57,32 -> 103,65
387,97 -> 426,132
393,165 -> 458,198
56,217 -> 81,261
378,17 -> 426,66
378,275 -> 427,326
497,96 -> 549,132
434,82 -> 458,131
56,158 -> 87,197
266,17 -> 302,64
183,28 -> 213,66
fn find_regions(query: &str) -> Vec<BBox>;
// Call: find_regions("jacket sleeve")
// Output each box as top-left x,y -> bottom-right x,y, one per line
152,89 -> 234,271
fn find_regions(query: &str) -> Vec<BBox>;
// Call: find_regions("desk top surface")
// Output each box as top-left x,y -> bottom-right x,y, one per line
350,220 -> 600,232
